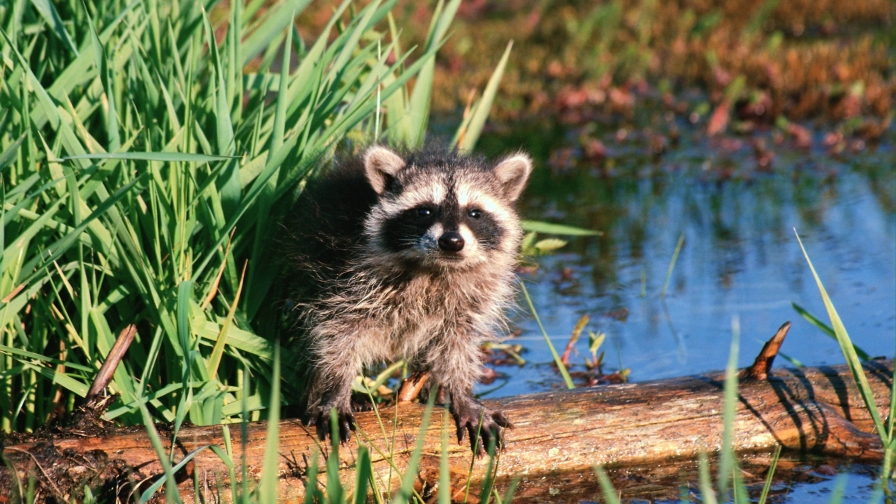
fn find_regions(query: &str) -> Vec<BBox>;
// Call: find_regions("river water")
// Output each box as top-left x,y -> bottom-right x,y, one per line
476,121 -> 894,394
471,117 -> 895,502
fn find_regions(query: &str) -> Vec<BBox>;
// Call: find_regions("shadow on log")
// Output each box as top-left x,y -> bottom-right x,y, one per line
1,328 -> 892,502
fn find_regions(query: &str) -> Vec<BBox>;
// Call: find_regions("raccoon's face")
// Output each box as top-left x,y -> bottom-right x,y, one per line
362,146 -> 532,271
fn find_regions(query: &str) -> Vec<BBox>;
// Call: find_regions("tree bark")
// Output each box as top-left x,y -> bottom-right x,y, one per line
2,359 -> 891,503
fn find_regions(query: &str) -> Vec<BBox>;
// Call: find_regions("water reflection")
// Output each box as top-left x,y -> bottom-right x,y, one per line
475,122 -> 895,396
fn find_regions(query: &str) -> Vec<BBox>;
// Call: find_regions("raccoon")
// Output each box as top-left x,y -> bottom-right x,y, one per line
285,144 -> 532,453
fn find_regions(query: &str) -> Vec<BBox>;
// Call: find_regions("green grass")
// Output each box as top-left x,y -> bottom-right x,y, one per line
2,0 -> 892,501
0,0 -> 519,435
520,281 -> 575,389
795,231 -> 896,487
0,0 -> 522,500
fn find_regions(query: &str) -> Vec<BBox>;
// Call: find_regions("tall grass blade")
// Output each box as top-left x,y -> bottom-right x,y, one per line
352,445 -> 373,504
697,452 -> 718,504
794,231 -> 887,442
456,40 -> 513,153
137,401 -> 182,504
479,440 -> 499,499
202,8 -> 239,217
59,153 -> 235,163
757,444 -> 781,504
594,466 -> 621,504
208,442 -> 238,503
245,20 -> 294,318
394,395 -> 435,504
521,220 -> 599,236
791,302 -> 871,360
207,263 -> 247,379
258,343 -> 281,503
30,0 -> 79,55
661,233 -> 685,298
521,281 -> 575,389
86,12 -> 120,151
438,411 -> 451,504
827,474 -> 848,504
326,410 -> 345,502
717,315 -> 740,497
303,450 -> 322,504
499,476 -> 521,504
731,464 -> 749,503
173,280 -> 196,435
138,446 -> 209,501
241,0 -> 312,66
402,0 -> 462,147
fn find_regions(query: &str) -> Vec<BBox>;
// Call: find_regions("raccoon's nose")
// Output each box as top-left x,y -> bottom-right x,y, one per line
438,232 -> 465,252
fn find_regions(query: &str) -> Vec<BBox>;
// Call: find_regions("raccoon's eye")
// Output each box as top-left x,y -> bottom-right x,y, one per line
467,209 -> 482,219
416,207 -> 433,218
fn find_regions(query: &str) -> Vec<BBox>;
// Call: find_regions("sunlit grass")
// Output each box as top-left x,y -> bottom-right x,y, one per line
520,281 -> 575,389
0,0 -> 516,434
4,0 -> 891,501
795,231 -> 895,487
0,0 -> 524,500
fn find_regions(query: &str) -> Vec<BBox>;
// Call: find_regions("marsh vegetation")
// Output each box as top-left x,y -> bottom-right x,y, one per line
0,0 -> 893,502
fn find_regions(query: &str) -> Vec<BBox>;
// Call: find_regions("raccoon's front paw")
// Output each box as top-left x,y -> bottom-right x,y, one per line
311,406 -> 356,443
452,402 -> 513,455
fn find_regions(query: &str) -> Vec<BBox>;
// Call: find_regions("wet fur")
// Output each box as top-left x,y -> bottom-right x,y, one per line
285,145 -> 530,452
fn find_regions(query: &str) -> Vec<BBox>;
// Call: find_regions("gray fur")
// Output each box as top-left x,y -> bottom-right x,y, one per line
286,144 -> 532,452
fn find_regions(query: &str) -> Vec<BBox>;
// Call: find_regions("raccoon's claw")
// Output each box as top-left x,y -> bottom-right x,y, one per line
452,404 -> 513,456
312,408 -> 356,443
350,392 -> 375,412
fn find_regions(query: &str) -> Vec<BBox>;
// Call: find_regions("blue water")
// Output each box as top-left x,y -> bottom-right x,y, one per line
470,122 -> 894,501
477,130 -> 895,396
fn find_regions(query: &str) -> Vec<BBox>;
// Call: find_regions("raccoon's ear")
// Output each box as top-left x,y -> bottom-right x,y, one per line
493,153 -> 533,201
364,146 -> 406,194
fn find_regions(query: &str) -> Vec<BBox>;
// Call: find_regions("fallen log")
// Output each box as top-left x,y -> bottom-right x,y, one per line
1,328 -> 892,503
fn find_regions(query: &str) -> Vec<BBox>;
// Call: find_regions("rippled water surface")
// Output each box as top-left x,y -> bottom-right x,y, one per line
463,119 -> 894,501
471,122 -> 894,397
